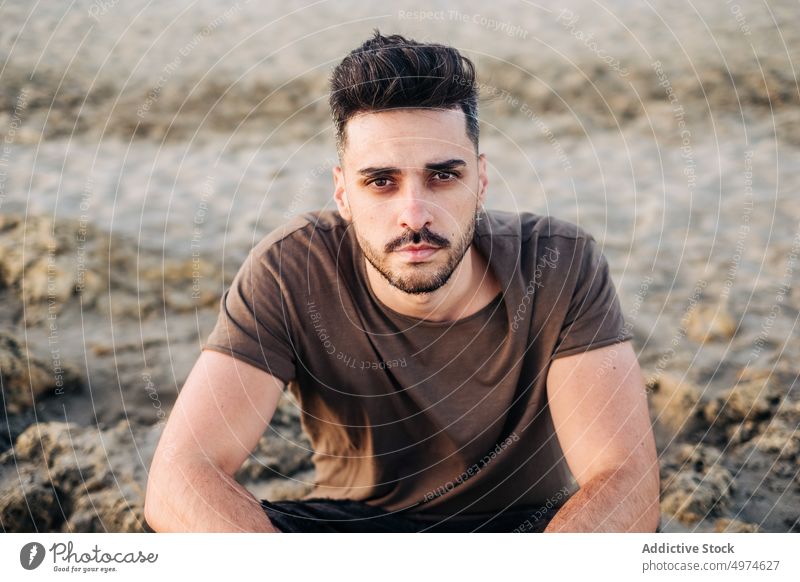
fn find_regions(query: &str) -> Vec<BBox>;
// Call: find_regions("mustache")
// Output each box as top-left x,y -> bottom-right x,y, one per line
385,226 -> 450,253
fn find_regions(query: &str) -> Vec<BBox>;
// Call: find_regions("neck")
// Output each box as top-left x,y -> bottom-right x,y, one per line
364,245 -> 500,322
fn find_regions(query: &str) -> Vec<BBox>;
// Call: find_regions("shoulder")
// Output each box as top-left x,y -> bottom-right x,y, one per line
530,215 -> 599,272
526,214 -> 596,245
249,209 -> 349,261
479,209 -> 596,244
497,212 -> 607,283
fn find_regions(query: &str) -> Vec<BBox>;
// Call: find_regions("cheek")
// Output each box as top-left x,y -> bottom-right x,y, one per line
353,200 -> 396,229
352,209 -> 381,235
352,214 -> 387,247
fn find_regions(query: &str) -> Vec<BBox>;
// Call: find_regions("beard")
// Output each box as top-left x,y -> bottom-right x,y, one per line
353,205 -> 481,295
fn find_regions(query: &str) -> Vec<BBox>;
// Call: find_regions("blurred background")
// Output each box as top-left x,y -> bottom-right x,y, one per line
0,0 -> 798,532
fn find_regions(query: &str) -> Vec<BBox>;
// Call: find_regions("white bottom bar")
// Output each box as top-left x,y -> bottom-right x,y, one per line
2,533 -> 797,581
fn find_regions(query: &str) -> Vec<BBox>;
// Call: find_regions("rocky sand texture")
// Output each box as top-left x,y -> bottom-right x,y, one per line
2,0 -> 799,532
0,214 -> 314,531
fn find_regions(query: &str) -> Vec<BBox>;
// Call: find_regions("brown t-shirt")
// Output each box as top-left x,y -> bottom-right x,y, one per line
203,208 -> 633,516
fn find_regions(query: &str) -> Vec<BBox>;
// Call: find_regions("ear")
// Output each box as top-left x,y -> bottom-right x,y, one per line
332,164 -> 352,221
477,152 -> 489,207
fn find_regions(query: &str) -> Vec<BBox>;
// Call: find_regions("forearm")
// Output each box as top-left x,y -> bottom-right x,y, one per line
545,466 -> 659,532
146,456 -> 280,533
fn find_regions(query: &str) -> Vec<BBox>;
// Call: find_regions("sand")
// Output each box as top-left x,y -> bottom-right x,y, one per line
1,0 -> 798,532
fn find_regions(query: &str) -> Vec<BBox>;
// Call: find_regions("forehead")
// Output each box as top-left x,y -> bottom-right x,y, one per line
342,108 -> 472,167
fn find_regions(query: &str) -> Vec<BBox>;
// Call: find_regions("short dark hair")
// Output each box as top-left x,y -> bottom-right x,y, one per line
329,29 -> 479,158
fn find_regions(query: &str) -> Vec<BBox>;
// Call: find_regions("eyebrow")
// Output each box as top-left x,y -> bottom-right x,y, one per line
357,158 -> 467,178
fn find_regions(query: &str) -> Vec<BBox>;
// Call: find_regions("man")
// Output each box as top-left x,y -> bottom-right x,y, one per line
144,30 -> 659,533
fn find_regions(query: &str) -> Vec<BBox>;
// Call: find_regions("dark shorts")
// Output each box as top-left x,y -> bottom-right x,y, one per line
259,497 -> 561,533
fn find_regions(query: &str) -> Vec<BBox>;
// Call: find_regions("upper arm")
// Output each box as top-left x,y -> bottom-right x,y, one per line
546,340 -> 657,486
150,349 -> 284,477
202,247 -> 297,386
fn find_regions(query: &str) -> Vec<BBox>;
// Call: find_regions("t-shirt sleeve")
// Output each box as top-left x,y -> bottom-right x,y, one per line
202,249 -> 296,387
551,236 -> 634,360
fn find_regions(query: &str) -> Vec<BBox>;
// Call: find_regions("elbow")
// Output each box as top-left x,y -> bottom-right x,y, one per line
143,504 -> 160,533
640,488 -> 661,533
143,474 -> 165,532
642,498 -> 662,533
144,449 -> 213,532
609,459 -> 661,532
627,433 -> 661,532
638,459 -> 662,533
649,475 -> 662,533
144,460 -> 176,532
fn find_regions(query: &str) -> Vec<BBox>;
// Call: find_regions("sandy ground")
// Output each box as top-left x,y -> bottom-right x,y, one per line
1,0 -> 798,532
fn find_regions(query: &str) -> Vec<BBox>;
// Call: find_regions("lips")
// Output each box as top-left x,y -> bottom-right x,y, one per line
397,244 -> 438,252
396,245 -> 440,262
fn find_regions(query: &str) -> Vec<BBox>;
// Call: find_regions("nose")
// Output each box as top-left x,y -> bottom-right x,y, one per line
396,180 -> 433,232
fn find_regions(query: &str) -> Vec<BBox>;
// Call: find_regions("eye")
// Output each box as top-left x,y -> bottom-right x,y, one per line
368,177 -> 393,189
432,171 -> 459,183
